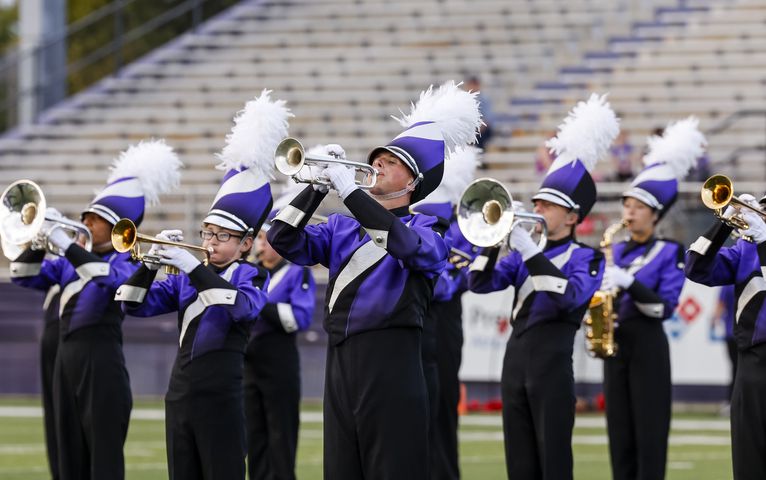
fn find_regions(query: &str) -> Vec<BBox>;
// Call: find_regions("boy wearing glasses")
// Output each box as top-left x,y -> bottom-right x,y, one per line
115,92 -> 290,479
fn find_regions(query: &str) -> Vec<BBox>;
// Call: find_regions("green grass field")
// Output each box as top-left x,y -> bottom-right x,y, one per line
0,397 -> 733,479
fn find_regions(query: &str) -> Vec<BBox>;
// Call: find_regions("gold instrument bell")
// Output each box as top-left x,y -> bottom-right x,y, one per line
701,174 -> 766,232
111,218 -> 211,275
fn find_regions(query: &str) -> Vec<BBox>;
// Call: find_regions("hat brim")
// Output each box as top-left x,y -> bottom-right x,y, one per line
368,146 -> 419,176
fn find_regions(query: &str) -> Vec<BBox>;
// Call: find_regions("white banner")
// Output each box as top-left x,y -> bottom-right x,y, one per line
460,280 -> 732,386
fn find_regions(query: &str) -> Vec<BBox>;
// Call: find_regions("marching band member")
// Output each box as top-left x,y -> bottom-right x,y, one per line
40,285 -> 61,480
604,117 -> 706,480
268,81 -> 481,479
8,140 -> 182,480
412,145 -> 481,480
469,94 -> 616,480
685,190 -> 766,479
115,91 -> 290,480
245,185 -> 316,480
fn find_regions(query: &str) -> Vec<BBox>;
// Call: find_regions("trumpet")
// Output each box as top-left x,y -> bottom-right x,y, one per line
274,137 -> 378,189
701,174 -> 766,231
111,218 -> 212,275
449,247 -> 474,269
457,178 -> 547,249
0,179 -> 92,260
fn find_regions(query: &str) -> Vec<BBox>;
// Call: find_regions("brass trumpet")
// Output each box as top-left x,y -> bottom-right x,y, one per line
274,137 -> 378,189
111,218 -> 211,275
0,179 -> 92,260
701,174 -> 766,231
457,178 -> 547,249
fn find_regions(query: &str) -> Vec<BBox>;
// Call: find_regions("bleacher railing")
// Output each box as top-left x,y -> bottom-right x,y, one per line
0,0 -> 239,134
706,109 -> 766,172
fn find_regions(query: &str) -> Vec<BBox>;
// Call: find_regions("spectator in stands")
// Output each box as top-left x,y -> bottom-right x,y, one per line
464,76 -> 494,152
535,130 -> 558,177
611,128 -> 636,181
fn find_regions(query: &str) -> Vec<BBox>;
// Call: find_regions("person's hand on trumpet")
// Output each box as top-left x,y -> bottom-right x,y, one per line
323,164 -> 358,200
740,209 -> 766,244
509,223 -> 541,261
144,229 -> 183,271
309,144 -> 347,193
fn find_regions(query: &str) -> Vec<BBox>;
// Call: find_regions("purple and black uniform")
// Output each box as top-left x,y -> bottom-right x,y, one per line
268,186 -> 449,479
686,221 -> 766,480
605,237 -> 685,480
117,260 -> 269,480
11,245 -> 137,480
244,260 -> 315,480
469,236 -> 604,480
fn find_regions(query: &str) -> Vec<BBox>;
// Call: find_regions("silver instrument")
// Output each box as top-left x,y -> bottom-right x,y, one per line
0,180 -> 92,260
457,178 -> 547,249
274,137 -> 378,189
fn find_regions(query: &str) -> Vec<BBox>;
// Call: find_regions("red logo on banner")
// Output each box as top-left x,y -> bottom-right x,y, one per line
678,297 -> 701,323
497,317 -> 509,334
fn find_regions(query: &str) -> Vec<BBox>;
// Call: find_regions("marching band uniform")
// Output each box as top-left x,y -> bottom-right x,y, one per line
413,146 -> 481,480
469,94 -> 616,480
116,91 -> 289,480
41,285 -> 61,480
245,208 -> 316,480
9,140 -> 182,480
268,81 -> 481,479
685,194 -> 766,480
604,117 -> 706,480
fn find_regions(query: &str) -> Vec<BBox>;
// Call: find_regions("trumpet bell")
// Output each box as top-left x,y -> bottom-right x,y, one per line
274,137 -> 306,177
111,218 -> 138,253
701,174 -> 733,210
457,178 -> 515,248
0,179 -> 47,248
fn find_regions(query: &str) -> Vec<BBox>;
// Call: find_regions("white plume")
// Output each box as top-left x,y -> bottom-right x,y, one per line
392,81 -> 483,152
643,116 -> 707,179
216,89 -> 293,180
423,146 -> 482,204
545,93 -> 620,171
107,139 -> 182,206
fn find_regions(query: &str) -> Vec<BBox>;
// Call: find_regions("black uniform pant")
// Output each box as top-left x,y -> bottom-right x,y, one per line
244,332 -> 301,480
325,327 -> 428,480
604,320 -> 671,480
41,319 -> 60,480
502,322 -> 577,480
165,352 -> 247,480
54,326 -> 132,480
431,297 -> 463,480
730,342 -> 766,480
421,311 -> 440,475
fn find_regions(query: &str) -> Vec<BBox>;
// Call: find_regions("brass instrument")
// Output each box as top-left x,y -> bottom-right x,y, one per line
584,220 -> 628,359
111,218 -> 211,275
457,178 -> 547,249
0,179 -> 92,260
274,137 -> 378,189
701,174 -> 766,231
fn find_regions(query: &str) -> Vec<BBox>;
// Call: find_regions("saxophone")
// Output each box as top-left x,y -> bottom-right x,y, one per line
584,220 -> 627,359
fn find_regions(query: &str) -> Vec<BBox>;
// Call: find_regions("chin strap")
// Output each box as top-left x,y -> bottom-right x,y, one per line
371,174 -> 422,201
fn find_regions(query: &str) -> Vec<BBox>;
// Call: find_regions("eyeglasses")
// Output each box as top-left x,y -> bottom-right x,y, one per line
199,230 -> 242,242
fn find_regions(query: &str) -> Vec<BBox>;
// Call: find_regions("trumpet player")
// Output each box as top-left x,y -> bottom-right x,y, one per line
116,92 -> 288,480
6,140 -> 182,480
603,117 -> 705,480
244,187 -> 316,480
686,191 -> 766,478
468,94 -> 616,480
267,81 -> 481,479
412,145 -> 481,480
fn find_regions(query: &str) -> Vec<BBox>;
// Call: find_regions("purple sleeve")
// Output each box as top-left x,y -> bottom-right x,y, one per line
685,221 -> 740,286
118,265 -> 180,317
187,263 -> 269,323
468,247 -> 519,293
10,248 -> 63,291
525,248 -> 604,311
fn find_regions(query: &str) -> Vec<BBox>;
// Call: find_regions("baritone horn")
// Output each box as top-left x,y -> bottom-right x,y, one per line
701,174 -> 766,231
274,137 -> 378,189
0,179 -> 92,260
457,178 -> 547,249
111,218 -> 211,275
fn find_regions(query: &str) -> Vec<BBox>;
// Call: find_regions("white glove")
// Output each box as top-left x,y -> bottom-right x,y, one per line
324,144 -> 347,159
45,207 -> 64,221
47,228 -> 73,251
158,247 -> 200,274
323,164 -> 358,200
509,224 -> 540,261
739,193 -> 758,208
158,229 -> 184,242
603,265 -> 635,290
740,210 -> 766,244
